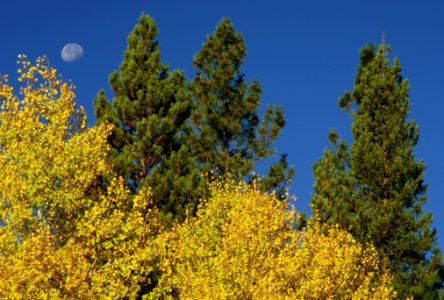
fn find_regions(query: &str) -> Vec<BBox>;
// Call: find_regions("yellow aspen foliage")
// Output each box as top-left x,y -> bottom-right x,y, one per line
0,56 -> 395,299
0,56 -> 159,299
152,180 -> 396,299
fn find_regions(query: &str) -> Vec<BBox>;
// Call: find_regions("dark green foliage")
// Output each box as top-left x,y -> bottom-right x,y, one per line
190,18 -> 294,199
94,13 -> 204,220
311,41 -> 443,299
94,15 -> 293,223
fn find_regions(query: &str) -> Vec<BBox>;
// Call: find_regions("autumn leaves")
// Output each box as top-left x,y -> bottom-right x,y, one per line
0,57 -> 395,298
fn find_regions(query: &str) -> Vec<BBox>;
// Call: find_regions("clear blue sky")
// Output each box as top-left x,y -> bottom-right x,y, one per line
1,1 -> 443,248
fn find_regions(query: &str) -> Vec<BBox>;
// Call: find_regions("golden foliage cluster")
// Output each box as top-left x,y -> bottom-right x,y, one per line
152,180 -> 395,299
0,57 -> 395,299
0,56 -> 160,299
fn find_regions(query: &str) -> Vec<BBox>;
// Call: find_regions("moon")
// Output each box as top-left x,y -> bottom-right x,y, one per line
61,43 -> 84,62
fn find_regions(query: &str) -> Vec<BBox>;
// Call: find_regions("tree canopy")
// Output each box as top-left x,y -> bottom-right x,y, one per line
311,42 -> 443,299
94,14 -> 203,220
1,13 -> 442,299
0,56 -> 394,298
191,18 -> 294,199
0,56 -> 160,298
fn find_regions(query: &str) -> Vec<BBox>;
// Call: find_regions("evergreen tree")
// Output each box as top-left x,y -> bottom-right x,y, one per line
190,18 -> 294,198
311,42 -> 443,299
94,13 -> 203,220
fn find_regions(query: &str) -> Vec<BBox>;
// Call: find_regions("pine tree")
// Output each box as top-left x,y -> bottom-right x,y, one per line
190,18 -> 294,198
94,13 -> 203,220
311,42 -> 443,299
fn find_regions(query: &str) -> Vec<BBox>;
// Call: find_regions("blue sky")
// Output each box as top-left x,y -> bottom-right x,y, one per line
1,1 -> 443,248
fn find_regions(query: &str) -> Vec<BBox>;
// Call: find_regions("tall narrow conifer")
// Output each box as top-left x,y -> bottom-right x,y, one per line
94,14 -> 203,220
191,18 -> 294,198
312,42 -> 443,299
